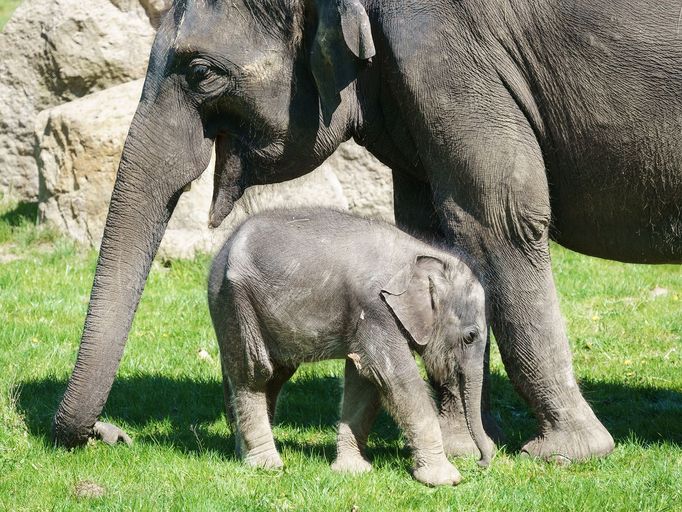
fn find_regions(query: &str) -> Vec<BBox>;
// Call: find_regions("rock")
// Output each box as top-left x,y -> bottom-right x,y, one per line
37,80 -> 390,259
111,0 -> 172,28
320,141 -> 394,223
139,0 -> 173,28
0,0 -> 155,200
160,157 -> 350,259
5,0 -> 394,255
37,80 -> 144,249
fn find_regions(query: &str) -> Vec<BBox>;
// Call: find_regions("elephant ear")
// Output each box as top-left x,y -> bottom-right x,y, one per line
380,256 -> 446,346
311,0 -> 376,125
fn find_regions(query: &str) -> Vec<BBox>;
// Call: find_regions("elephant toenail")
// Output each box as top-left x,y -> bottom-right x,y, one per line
547,453 -> 572,466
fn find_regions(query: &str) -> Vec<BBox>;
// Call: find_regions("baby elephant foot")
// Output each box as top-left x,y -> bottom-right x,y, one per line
331,454 -> 373,474
413,457 -> 462,487
93,421 -> 132,446
244,448 -> 284,470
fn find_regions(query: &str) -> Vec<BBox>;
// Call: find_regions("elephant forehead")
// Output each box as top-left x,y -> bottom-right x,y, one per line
172,1 -> 287,73
173,1 -> 238,53
240,51 -> 287,82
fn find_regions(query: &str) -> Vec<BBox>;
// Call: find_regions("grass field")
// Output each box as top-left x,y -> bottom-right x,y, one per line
0,198 -> 680,511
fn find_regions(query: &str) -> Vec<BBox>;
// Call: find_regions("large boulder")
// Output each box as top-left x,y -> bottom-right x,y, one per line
36,80 -> 392,258
0,0 -> 155,199
320,142 -> 394,222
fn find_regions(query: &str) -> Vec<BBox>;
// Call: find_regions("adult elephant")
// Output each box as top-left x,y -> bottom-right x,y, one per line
53,0 -> 681,462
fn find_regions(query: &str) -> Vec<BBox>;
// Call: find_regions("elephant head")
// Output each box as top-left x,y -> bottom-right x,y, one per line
381,255 -> 494,466
53,0 -> 377,447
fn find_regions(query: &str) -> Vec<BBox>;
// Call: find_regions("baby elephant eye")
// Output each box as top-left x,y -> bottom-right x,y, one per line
464,328 -> 479,345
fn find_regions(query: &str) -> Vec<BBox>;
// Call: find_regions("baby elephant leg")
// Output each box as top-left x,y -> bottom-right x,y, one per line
219,357 -> 237,425
232,383 -> 283,469
331,359 -> 380,474
360,344 -> 461,486
266,364 -> 297,423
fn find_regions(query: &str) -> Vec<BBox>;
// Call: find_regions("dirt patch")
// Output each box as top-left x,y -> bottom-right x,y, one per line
0,244 -> 21,263
73,480 -> 106,500
650,286 -> 669,298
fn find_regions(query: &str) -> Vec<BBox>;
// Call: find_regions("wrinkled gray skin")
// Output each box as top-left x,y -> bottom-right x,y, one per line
53,0 -> 681,463
208,208 -> 493,486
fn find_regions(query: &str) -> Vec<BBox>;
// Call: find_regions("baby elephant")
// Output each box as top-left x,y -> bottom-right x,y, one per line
208,209 -> 493,486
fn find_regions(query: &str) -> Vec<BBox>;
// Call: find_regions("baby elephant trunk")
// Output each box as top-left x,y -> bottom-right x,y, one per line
460,371 -> 494,467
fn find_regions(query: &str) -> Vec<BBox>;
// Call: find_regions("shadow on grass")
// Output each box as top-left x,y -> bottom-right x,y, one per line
0,202 -> 39,226
16,371 -> 682,461
16,372 -> 403,464
487,373 -> 682,452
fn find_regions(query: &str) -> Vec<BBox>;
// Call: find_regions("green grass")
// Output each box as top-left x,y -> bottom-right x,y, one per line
0,0 -> 21,29
0,199 -> 680,511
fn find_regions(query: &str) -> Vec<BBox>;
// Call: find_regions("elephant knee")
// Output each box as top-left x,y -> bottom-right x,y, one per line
507,198 -> 551,252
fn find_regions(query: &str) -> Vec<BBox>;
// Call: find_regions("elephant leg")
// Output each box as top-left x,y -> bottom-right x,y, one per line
430,118 -> 613,462
392,170 -> 500,456
232,382 -> 282,469
392,170 -> 444,240
266,364 -> 297,424
216,308 -> 281,468
331,359 -> 380,474
219,354 -> 237,426
214,301 -> 245,427
481,245 -> 612,462
352,332 -> 461,486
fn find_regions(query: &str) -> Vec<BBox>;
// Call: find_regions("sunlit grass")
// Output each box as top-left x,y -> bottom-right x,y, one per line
0,199 -> 680,511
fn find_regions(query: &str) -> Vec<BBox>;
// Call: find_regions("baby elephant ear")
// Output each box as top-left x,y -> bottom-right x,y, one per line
380,256 -> 445,345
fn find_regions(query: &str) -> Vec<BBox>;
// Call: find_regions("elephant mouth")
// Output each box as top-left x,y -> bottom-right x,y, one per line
208,188 -> 242,228
208,134 -> 247,228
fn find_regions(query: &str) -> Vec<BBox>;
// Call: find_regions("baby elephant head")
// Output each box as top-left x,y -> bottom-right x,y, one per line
381,255 -> 493,466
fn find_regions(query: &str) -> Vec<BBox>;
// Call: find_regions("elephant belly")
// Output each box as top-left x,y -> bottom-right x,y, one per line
549,153 -> 682,264
260,298 -> 350,366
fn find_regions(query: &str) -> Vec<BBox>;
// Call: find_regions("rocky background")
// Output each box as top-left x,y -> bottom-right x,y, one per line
1,0 -> 394,258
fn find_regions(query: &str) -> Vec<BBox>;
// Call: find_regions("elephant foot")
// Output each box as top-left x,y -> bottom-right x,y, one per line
521,417 -> 614,463
93,421 -> 133,446
244,448 -> 284,470
412,456 -> 462,487
440,412 -> 502,458
331,454 -> 373,474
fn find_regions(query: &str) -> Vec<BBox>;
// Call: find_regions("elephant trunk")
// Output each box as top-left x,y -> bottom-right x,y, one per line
460,371 -> 494,467
52,100 -> 213,447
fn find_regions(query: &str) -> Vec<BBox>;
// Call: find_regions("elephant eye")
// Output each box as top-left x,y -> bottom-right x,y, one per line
464,328 -> 479,345
187,62 -> 213,85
